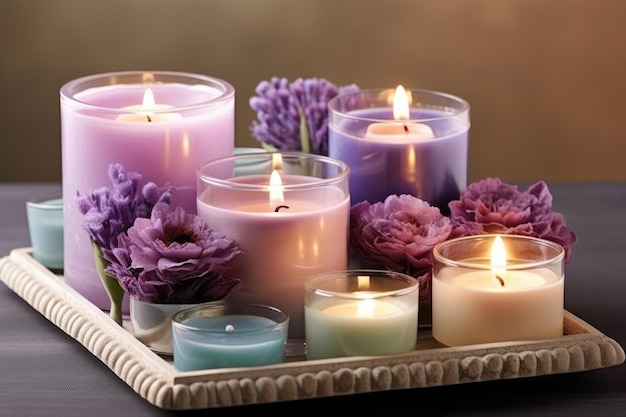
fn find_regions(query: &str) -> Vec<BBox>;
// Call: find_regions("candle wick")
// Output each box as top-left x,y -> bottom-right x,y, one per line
403,123 -> 409,133
274,205 -> 290,212
146,115 -> 152,122
495,275 -> 505,287
225,324 -> 235,332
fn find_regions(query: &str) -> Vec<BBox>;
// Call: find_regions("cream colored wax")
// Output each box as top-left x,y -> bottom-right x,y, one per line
432,268 -> 564,346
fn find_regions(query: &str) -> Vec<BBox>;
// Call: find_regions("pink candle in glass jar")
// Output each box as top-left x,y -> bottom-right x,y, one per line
60,71 -> 234,312
196,152 -> 351,344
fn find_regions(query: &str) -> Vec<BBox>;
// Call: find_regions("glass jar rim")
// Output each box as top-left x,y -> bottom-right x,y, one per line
197,151 -> 351,192
305,269 -> 419,300
433,234 -> 565,270
26,193 -> 63,209
172,302 -> 288,335
60,70 -> 235,113
328,87 -> 470,123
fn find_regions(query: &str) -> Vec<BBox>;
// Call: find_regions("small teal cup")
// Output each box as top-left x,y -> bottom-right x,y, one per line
26,193 -> 64,271
172,303 -> 289,371
233,147 -> 268,176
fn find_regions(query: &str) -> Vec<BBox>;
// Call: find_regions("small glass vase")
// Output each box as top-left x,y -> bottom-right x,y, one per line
130,298 -> 221,356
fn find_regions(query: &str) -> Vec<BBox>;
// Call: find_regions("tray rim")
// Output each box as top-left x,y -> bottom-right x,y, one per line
1,247 -> 624,410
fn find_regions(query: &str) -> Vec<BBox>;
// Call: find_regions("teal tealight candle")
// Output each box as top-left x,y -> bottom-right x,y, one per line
26,194 -> 64,271
172,303 -> 289,371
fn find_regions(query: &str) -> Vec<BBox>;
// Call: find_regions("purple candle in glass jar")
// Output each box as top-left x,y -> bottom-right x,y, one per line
328,86 -> 470,212
60,71 -> 235,312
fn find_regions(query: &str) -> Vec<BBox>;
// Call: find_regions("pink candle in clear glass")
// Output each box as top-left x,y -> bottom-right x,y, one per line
60,71 -> 234,312
196,152 -> 351,344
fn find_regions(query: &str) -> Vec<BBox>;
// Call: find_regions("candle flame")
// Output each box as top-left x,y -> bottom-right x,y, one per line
356,299 -> 376,317
269,169 -> 285,210
491,236 -> 507,286
142,88 -> 157,110
393,85 -> 412,120
272,152 -> 283,174
357,275 -> 370,291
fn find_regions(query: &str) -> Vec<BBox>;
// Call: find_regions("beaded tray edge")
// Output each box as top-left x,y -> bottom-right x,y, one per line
1,247 -> 623,410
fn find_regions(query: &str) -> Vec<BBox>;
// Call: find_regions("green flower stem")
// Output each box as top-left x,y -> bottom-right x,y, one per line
298,108 -> 311,154
91,240 -> 125,326
261,142 -> 278,152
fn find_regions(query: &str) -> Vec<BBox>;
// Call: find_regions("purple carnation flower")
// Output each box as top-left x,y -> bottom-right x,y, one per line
76,163 -> 171,250
249,76 -> 359,155
350,194 -> 453,305
105,202 -> 243,304
448,177 -> 577,263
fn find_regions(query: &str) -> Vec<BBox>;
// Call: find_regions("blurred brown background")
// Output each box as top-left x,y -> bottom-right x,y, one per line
1,0 -> 625,183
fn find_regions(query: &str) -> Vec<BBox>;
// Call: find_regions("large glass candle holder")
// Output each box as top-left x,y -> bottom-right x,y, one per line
304,270 -> 419,360
328,87 -> 469,212
172,303 -> 289,371
432,234 -> 565,347
196,152 -> 351,346
60,71 -> 235,312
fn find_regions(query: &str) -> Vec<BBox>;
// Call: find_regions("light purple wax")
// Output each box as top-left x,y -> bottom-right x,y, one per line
329,108 -> 468,212
60,75 -> 234,311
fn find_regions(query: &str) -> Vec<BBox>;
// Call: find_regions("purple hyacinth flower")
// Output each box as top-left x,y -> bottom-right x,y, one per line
448,177 -> 577,263
76,163 -> 171,250
250,76 -> 359,155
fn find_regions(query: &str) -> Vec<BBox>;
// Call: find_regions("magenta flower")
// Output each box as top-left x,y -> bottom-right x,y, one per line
350,194 -> 453,305
448,178 -> 577,263
105,202 -> 243,304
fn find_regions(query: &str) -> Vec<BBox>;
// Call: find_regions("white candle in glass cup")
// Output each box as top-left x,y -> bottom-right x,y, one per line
432,234 -> 565,347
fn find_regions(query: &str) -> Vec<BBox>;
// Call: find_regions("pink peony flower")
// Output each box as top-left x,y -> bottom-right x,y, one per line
448,178 -> 577,262
349,194 -> 453,305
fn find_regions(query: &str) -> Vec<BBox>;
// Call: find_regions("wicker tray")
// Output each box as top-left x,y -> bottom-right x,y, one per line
1,247 -> 624,410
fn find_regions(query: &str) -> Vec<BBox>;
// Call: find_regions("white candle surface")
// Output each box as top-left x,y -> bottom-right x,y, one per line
235,200 -> 323,213
324,298 -> 402,317
449,270 -> 547,290
117,88 -> 182,122
364,85 -> 435,143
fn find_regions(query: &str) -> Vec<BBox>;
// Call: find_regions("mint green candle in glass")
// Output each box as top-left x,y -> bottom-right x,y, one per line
304,270 -> 419,360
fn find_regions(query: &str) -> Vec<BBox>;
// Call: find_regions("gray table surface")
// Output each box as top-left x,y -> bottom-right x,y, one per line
1,182 -> 625,416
